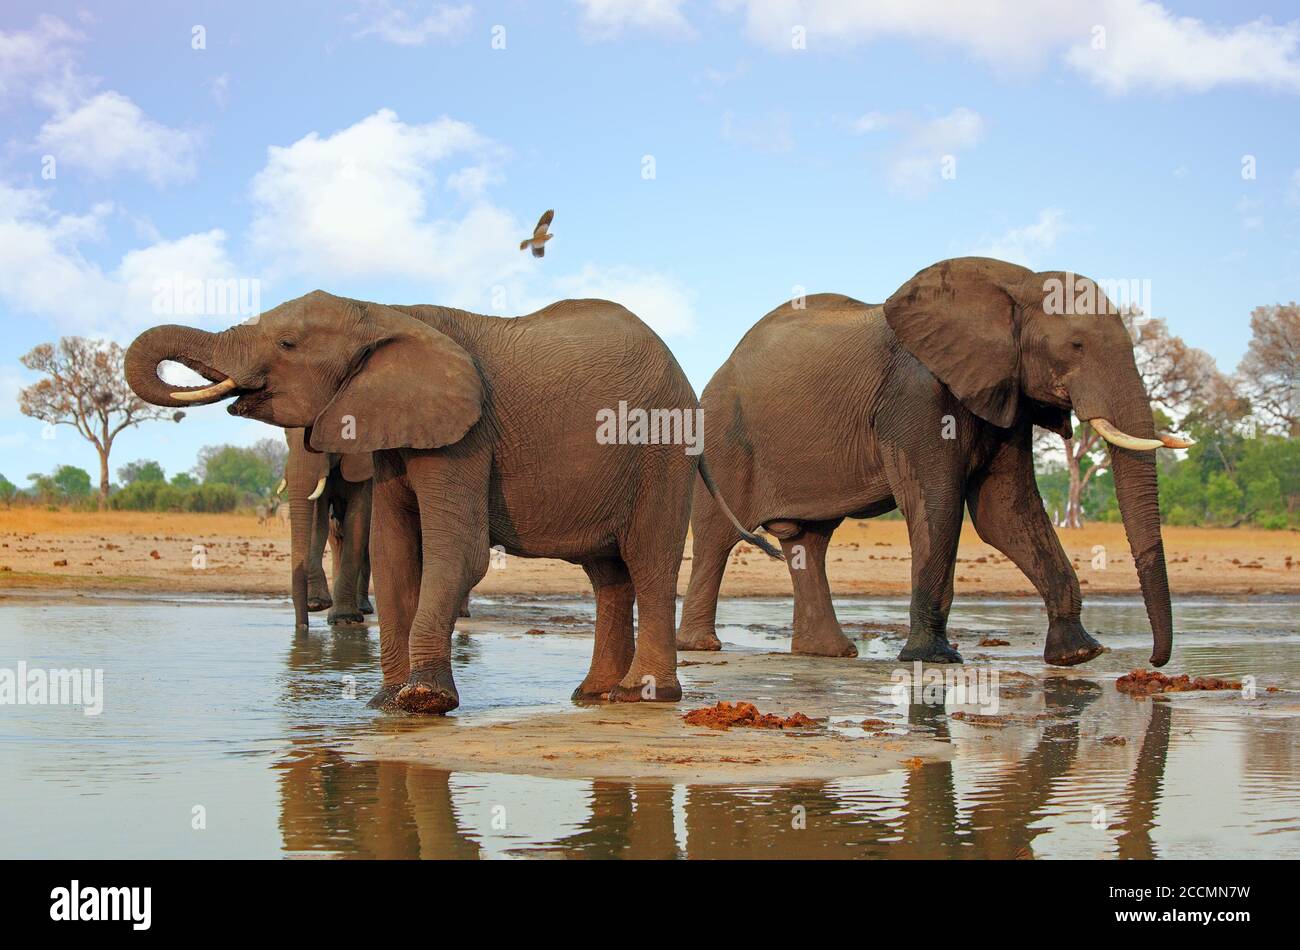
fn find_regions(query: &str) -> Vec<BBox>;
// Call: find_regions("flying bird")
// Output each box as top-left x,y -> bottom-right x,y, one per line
520,209 -> 554,258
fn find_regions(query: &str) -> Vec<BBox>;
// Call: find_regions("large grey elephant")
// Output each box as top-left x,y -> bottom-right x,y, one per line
677,257 -> 1187,668
124,292 -> 769,713
281,427 -> 373,628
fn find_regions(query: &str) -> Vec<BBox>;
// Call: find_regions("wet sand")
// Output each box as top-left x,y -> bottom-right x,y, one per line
2,510 -> 1296,598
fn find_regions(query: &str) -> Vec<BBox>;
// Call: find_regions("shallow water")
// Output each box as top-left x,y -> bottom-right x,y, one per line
0,591 -> 1296,858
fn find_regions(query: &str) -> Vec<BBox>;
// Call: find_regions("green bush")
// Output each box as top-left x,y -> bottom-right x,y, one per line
108,479 -> 237,513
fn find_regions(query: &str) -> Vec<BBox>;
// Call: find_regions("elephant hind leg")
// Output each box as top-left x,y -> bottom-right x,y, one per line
780,518 -> 857,658
676,478 -> 738,652
572,557 -> 635,701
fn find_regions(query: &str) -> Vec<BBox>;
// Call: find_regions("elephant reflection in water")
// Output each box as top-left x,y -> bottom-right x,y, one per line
275,678 -> 1173,858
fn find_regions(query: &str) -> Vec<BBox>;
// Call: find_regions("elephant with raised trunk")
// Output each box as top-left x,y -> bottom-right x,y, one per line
677,257 -> 1187,668
125,292 -> 768,714
281,427 -> 373,628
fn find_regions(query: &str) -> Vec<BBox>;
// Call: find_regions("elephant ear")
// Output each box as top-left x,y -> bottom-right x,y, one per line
883,257 -> 1031,428
310,305 -> 483,454
339,452 -> 373,483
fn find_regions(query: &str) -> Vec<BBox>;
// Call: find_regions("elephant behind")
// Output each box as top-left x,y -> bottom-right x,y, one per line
281,427 -> 373,628
677,257 -> 1184,668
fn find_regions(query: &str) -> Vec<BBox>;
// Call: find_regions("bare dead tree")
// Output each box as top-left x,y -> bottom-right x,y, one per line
19,337 -> 182,509
1237,303 -> 1299,437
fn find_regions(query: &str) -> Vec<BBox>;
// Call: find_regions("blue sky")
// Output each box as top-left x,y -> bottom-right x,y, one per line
2,0 -> 1298,485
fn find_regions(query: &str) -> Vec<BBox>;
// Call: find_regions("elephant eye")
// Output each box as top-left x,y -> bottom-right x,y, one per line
278,339 -> 296,351
1070,340 -> 1084,352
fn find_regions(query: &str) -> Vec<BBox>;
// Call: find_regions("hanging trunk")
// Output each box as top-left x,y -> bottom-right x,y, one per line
1109,445 -> 1173,666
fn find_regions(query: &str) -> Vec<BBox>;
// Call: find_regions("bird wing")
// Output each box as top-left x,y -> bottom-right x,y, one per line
534,209 -> 554,236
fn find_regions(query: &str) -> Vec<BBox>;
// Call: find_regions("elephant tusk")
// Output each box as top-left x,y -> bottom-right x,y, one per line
1160,433 -> 1195,449
307,476 -> 327,500
171,377 -> 236,402
1089,418 -> 1163,451
275,478 -> 286,495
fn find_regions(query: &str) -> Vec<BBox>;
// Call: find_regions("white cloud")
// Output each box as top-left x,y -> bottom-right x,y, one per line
352,1 -> 473,46
552,264 -> 696,337
576,0 -> 695,41
973,208 -> 1067,268
249,109 -> 527,305
0,184 -> 240,337
849,107 -> 983,196
721,0 -> 1300,94
0,15 -> 86,107
37,91 -> 199,186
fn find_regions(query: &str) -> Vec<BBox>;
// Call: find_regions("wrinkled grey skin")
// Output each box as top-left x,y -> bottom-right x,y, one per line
677,257 -> 1175,669
283,427 -> 373,627
125,291 -> 706,714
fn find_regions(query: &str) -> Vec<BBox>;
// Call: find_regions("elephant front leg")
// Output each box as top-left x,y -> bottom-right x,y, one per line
889,480 -> 964,664
328,493 -> 369,626
307,495 -> 333,612
367,470 -> 420,709
967,433 -> 1101,666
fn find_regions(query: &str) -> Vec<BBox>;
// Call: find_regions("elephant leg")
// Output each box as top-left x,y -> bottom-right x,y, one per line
394,453 -> 491,715
967,433 -> 1101,666
777,518 -> 857,657
357,508 -> 374,615
306,494 -> 332,612
328,493 -> 368,626
457,594 -> 471,618
571,557 -> 635,701
676,478 -> 735,652
367,467 -> 420,709
610,464 -> 689,704
885,459 -> 964,664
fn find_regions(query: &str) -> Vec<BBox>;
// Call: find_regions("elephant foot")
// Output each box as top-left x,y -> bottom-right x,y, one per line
366,684 -> 403,709
395,665 -> 460,715
307,596 -> 332,612
676,626 -> 722,652
792,621 -> 858,658
457,599 -> 471,618
571,682 -> 614,702
608,671 -> 682,704
327,607 -> 366,626
898,634 -> 963,664
1044,617 -> 1104,666
357,595 -> 375,615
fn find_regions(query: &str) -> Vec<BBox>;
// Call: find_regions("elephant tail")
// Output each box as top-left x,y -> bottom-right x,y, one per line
697,458 -> 784,561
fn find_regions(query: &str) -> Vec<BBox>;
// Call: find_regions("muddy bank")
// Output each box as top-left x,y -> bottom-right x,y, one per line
351,650 -> 954,783
2,512 -> 1297,598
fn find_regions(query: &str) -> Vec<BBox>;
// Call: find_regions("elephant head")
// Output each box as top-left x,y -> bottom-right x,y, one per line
884,257 -> 1186,666
124,291 -> 483,450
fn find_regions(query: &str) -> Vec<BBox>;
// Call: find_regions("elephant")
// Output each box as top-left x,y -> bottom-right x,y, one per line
280,427 -> 374,628
676,257 -> 1186,668
124,291 -> 771,714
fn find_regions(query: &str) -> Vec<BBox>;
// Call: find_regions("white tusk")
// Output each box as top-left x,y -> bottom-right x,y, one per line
171,377 -> 237,402
1160,433 -> 1195,449
307,476 -> 327,500
1089,418 -> 1163,451
275,478 -> 286,495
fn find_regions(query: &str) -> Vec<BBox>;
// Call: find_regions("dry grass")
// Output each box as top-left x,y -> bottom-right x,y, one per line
0,508 -> 285,538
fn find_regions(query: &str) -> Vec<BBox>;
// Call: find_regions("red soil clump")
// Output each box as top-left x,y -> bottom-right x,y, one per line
682,701 -> 818,731
1116,669 -> 1241,695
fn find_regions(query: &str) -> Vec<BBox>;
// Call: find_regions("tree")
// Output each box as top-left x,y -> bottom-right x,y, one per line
195,444 -> 277,496
118,459 -> 166,485
27,465 -> 92,503
0,473 -> 16,506
247,438 -> 288,483
1237,303 -> 1298,437
19,337 -> 184,509
171,472 -> 198,489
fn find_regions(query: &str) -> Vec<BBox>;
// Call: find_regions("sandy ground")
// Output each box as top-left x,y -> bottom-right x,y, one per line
1,508 -> 1295,598
353,649 -> 956,783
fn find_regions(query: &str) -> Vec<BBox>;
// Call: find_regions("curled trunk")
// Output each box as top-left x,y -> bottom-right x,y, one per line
124,325 -> 224,407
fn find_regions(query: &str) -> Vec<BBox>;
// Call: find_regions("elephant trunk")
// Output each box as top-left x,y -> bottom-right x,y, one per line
1079,372 -> 1174,668
124,325 -> 226,407
284,441 -> 316,629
